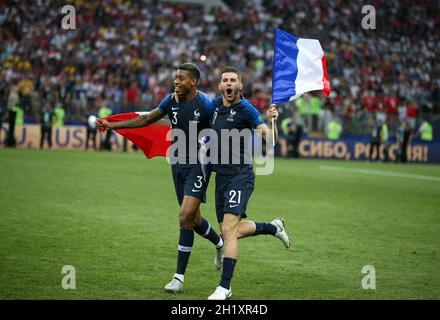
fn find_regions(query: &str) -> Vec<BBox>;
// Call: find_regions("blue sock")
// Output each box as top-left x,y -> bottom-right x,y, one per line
253,222 -> 277,236
194,218 -> 223,248
219,257 -> 237,290
176,229 -> 194,275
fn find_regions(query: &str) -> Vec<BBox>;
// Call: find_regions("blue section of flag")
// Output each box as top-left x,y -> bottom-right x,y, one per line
272,29 -> 299,104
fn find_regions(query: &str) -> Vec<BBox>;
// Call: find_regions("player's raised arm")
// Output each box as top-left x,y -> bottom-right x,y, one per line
96,107 -> 166,132
256,104 -> 279,144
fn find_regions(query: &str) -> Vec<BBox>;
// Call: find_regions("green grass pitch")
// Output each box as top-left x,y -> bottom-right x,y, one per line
1,148 -> 439,299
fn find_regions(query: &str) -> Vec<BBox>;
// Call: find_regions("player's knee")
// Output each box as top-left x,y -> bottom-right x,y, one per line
193,214 -> 202,228
221,223 -> 235,238
179,216 -> 192,229
179,211 -> 196,229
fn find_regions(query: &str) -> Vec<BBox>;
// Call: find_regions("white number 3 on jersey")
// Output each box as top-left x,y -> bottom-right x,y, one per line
194,175 -> 203,189
172,111 -> 178,125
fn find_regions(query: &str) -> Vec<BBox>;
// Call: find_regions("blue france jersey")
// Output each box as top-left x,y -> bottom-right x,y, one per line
210,97 -> 266,174
158,91 -> 215,166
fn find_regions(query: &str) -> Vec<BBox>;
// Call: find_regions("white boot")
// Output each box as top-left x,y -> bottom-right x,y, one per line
208,286 -> 232,300
270,217 -> 291,248
164,276 -> 184,293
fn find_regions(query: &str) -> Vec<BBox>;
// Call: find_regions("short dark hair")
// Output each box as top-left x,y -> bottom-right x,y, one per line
178,63 -> 201,82
221,66 -> 241,80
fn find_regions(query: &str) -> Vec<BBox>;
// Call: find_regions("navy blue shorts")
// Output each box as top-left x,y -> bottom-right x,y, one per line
215,168 -> 255,223
172,165 -> 210,205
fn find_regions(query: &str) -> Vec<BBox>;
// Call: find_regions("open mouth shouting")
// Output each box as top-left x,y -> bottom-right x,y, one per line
225,88 -> 234,100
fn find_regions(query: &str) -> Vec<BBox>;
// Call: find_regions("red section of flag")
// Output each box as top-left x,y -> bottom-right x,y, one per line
103,112 -> 171,159
321,55 -> 331,96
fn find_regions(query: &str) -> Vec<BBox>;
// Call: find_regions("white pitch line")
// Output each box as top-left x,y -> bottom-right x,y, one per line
319,165 -> 440,182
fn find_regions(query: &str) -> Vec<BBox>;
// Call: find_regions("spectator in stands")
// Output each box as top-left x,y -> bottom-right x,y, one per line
18,73 -> 34,114
125,79 -> 141,113
406,100 -> 418,130
385,91 -> 399,132
0,0 -> 438,139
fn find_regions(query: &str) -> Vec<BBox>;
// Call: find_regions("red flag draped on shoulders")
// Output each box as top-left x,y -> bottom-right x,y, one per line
101,112 -> 171,159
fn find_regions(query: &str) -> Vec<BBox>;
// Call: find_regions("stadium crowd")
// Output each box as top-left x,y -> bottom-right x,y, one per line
0,0 -> 439,137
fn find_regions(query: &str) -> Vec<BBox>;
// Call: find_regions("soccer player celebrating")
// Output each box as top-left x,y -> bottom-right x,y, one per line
206,66 -> 291,300
96,63 -> 224,293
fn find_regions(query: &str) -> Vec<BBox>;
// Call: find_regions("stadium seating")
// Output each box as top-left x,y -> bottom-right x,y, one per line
0,0 -> 438,136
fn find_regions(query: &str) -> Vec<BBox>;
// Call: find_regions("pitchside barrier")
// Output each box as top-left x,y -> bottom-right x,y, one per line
1,123 -> 439,163
295,136 -> 438,162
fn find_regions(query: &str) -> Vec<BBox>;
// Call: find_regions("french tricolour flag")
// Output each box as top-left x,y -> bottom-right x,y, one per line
272,28 -> 331,104
102,112 -> 171,159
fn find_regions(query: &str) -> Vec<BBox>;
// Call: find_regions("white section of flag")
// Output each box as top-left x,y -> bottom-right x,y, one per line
289,38 -> 326,101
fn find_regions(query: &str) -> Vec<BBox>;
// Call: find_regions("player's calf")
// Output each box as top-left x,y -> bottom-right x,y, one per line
193,218 -> 224,270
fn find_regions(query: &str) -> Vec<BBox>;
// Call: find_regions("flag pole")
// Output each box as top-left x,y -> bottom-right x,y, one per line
271,117 -> 275,147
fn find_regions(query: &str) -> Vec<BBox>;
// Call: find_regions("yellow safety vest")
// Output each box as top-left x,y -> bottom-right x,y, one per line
327,121 -> 342,140
381,124 -> 389,142
54,107 -> 65,127
99,107 -> 112,119
11,106 -> 24,125
421,122 -> 433,141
